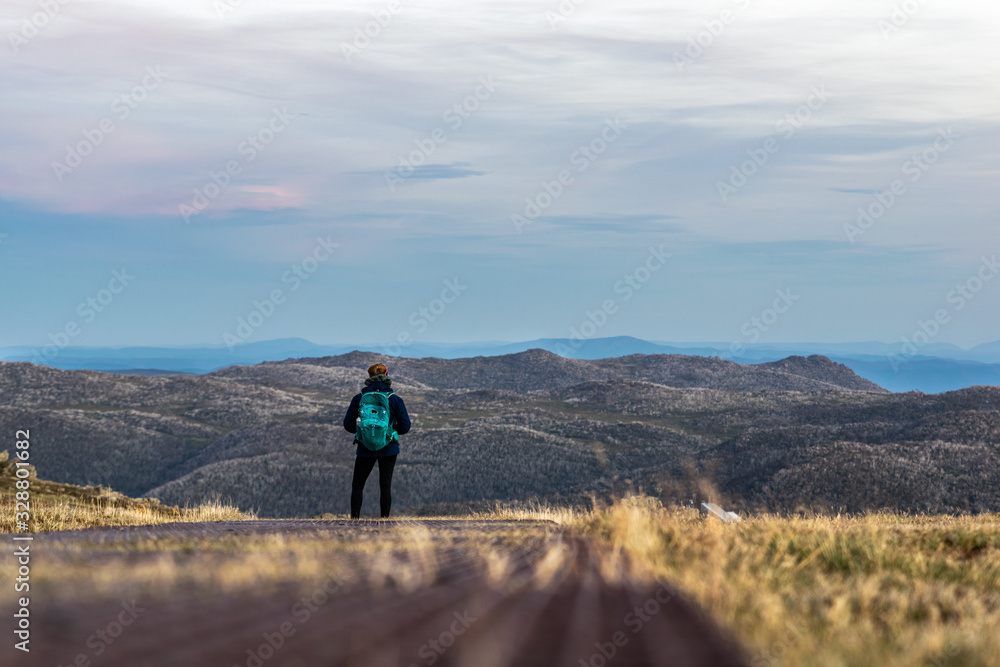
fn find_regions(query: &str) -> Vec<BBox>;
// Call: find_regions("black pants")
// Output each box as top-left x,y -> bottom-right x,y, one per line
350,455 -> 397,518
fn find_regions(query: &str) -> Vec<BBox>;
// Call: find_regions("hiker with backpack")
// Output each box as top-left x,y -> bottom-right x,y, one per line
342,362 -> 411,518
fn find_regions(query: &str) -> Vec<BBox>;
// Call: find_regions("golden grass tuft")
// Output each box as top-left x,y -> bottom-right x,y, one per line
471,498 -> 582,525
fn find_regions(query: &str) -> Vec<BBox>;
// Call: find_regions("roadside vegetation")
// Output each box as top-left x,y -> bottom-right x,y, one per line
0,451 -> 251,532
528,497 -> 1000,667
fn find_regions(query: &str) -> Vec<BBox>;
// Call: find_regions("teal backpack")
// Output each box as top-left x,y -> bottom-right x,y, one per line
356,391 -> 398,451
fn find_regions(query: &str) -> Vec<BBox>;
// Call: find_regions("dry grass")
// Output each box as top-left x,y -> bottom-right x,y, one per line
0,452 -> 253,532
471,499 -> 582,525
0,493 -> 252,533
524,497 -> 1000,667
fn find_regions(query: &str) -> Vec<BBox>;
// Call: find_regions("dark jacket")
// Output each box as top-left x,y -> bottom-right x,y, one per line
342,380 -> 411,457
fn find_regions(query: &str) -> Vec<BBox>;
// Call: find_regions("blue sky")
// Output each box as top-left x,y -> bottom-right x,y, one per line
1,0 -> 998,350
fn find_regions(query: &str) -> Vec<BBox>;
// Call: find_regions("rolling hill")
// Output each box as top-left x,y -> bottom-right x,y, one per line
1,349 -> 997,517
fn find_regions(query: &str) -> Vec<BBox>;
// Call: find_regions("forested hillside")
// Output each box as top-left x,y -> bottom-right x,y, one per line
2,350 -> 997,517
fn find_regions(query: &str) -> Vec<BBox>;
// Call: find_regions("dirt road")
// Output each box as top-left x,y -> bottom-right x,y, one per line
4,520 -> 746,666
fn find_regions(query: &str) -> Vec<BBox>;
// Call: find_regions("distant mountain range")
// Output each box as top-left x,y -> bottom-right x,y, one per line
3,350 -> 998,517
2,336 -> 999,393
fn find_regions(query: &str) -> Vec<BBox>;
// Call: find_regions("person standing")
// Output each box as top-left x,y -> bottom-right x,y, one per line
342,362 -> 411,518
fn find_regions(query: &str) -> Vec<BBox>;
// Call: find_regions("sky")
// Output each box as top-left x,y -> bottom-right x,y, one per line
1,0 -> 998,352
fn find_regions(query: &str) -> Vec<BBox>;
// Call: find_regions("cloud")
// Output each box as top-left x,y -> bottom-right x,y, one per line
537,213 -> 680,233
403,163 -> 487,180
1,0 -> 998,347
